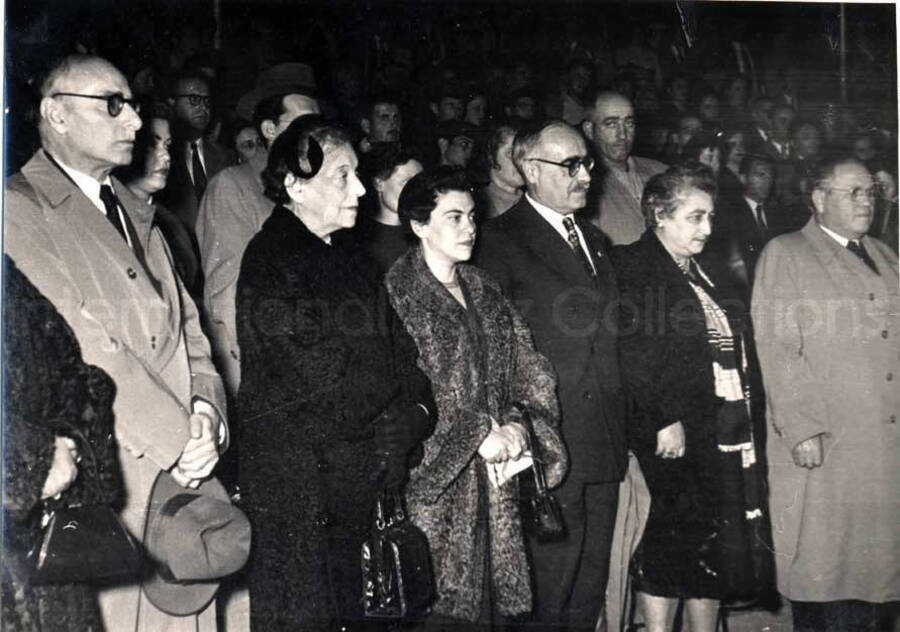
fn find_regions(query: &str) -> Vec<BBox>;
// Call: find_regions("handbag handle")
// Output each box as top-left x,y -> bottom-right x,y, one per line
374,488 -> 406,532
514,404 -> 551,496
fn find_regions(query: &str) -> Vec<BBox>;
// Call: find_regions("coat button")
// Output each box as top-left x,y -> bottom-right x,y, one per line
150,335 -> 156,349
887,373 -> 894,382
890,415 -> 896,424
316,513 -> 330,527
869,293 -> 876,301
127,268 -> 137,279
316,459 -> 330,472
882,330 -> 888,339
583,391 -> 593,401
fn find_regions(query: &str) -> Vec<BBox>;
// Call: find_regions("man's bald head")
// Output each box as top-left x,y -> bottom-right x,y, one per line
38,54 -> 142,180
582,91 -> 635,167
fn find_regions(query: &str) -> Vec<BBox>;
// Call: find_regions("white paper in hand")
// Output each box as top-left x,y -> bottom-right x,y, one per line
486,452 -> 534,488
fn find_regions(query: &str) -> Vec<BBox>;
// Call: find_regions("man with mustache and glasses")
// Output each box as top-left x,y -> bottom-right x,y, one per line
582,91 -> 666,246
4,54 -> 227,631
476,120 -> 627,631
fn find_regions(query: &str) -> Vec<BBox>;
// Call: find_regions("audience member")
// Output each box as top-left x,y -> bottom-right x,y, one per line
613,163 -> 772,632
358,93 -> 402,153
158,72 -> 232,233
477,120 -> 627,631
582,91 -> 666,245
475,120 -> 524,219
436,119 -> 477,168
385,166 -> 567,626
546,58 -> 594,125
356,142 -> 422,275
752,156 -> 899,632
464,89 -> 489,127
236,116 -> 434,630
5,54 -> 227,630
196,69 -> 320,396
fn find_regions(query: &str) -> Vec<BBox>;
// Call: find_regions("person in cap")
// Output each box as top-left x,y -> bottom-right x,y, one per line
195,62 -> 319,397
436,120 -> 478,169
4,54 -> 227,631
357,92 -> 403,154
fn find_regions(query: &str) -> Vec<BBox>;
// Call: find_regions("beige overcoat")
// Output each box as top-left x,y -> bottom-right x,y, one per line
751,218 -> 900,602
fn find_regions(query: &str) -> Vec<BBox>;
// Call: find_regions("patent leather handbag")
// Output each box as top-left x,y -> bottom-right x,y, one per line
361,489 -> 435,620
26,504 -> 141,585
518,410 -> 567,543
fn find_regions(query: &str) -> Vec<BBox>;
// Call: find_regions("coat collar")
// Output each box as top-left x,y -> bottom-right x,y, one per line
799,216 -> 896,292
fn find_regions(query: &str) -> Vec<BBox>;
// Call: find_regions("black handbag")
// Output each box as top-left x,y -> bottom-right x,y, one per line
517,410 -> 567,543
25,426 -> 141,585
361,489 -> 435,620
26,504 -> 141,584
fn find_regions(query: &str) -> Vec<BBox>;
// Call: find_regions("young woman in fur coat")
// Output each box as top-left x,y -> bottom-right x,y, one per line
385,167 -> 568,626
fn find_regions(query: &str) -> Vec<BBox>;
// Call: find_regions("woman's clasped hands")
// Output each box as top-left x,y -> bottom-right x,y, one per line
478,418 -> 528,464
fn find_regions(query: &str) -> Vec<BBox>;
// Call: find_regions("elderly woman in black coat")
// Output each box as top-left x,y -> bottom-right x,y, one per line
611,163 -> 772,632
235,116 -> 435,630
2,256 -> 123,632
385,167 -> 567,626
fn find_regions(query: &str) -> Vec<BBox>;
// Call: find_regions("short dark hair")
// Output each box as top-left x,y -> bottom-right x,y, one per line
115,104 -> 170,184
169,72 -> 209,97
397,166 -> 471,234
363,92 -> 401,120
681,131 -> 721,162
641,161 -> 717,229
361,142 -> 418,184
738,152 -> 775,176
261,115 -> 352,204
487,120 -> 521,169
252,93 -> 289,142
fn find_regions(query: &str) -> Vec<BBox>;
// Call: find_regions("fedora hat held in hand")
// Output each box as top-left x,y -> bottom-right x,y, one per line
141,472 -> 251,616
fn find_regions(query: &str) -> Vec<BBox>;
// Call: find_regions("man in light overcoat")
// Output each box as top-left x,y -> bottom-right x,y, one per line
4,54 -> 227,631
751,156 -> 899,632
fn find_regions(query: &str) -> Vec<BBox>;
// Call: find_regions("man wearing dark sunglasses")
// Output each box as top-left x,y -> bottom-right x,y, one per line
5,54 -> 228,631
159,73 -> 232,235
476,120 -> 626,632
582,91 -> 666,246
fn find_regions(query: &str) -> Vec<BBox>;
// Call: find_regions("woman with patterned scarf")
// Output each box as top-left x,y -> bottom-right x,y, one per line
611,162 -> 774,632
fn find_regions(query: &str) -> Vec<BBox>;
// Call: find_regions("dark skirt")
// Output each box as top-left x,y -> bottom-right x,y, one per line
631,427 -> 773,602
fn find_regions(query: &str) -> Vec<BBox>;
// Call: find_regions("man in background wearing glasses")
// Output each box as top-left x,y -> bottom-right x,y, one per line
159,72 -> 232,240
4,54 -> 227,630
582,91 -> 666,246
476,120 -> 627,631
752,156 -> 899,632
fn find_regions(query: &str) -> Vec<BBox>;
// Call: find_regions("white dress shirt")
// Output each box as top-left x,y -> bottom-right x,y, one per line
54,157 -> 134,249
526,192 -> 597,273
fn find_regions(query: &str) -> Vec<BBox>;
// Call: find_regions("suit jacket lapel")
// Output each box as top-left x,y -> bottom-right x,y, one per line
510,199 -> 596,285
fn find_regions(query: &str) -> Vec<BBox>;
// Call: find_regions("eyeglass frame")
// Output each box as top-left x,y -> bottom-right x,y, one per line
51,92 -> 141,118
527,155 -> 595,178
173,93 -> 212,107
823,185 -> 879,202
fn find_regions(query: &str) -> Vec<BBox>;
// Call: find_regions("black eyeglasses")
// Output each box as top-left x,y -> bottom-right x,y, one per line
527,155 -> 594,177
174,94 -> 212,107
52,92 -> 140,117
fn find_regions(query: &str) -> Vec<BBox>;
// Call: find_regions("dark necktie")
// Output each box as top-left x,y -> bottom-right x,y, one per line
191,141 -> 207,202
562,216 -> 596,278
99,184 -> 129,243
847,240 -> 879,275
756,203 -> 768,231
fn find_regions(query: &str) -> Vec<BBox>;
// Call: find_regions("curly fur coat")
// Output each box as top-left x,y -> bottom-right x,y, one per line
2,256 -> 122,632
236,207 -> 433,630
386,247 -> 568,621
